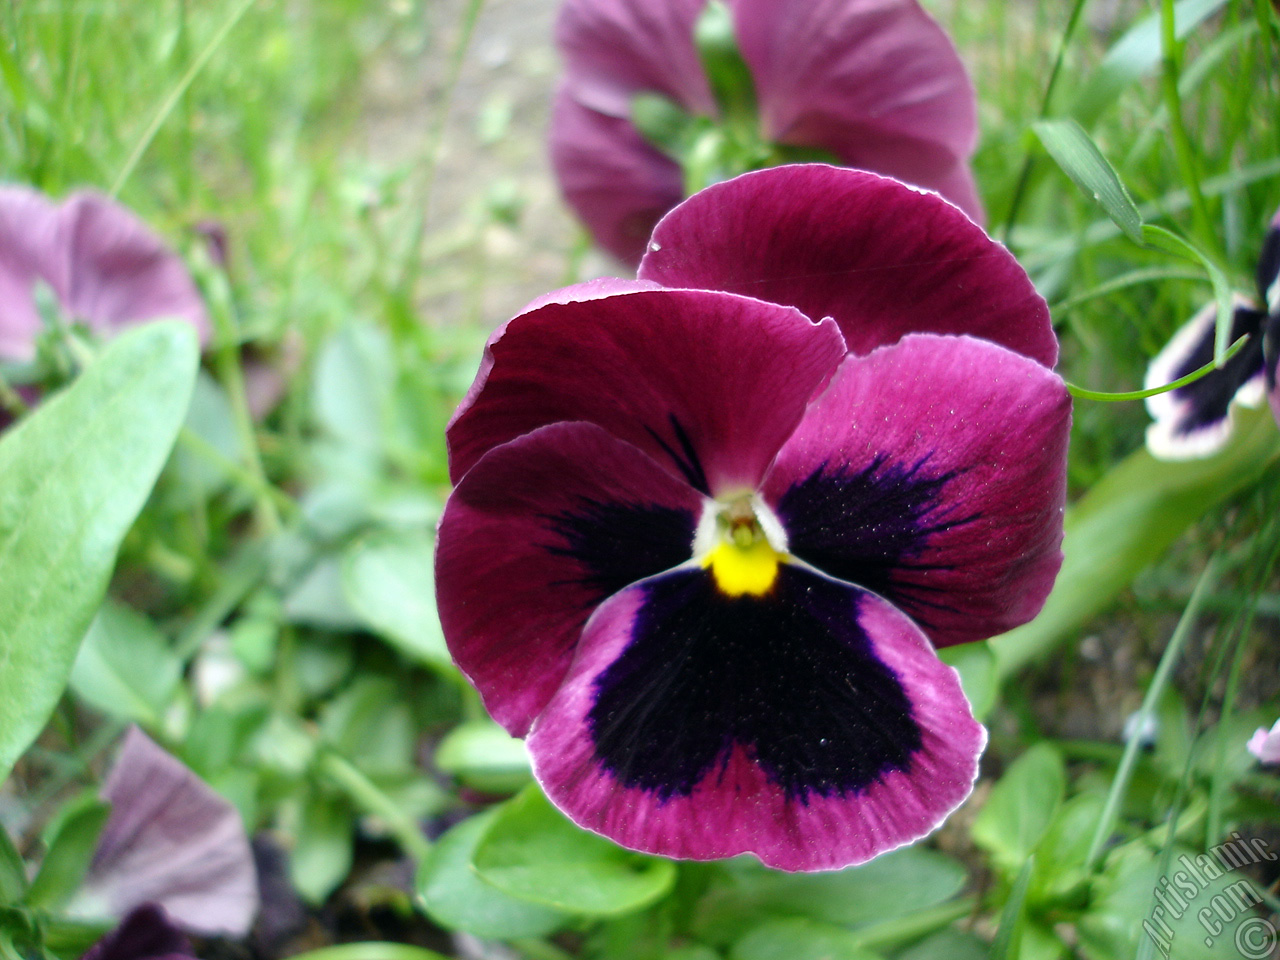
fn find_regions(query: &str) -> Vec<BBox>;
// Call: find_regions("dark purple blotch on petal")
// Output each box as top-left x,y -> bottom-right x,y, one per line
1256,215 -> 1280,307
1158,303 -> 1266,439
588,565 -> 921,803
81,905 -> 194,960
775,455 -> 978,632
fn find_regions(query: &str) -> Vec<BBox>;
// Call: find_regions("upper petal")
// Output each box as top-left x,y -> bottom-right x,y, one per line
732,0 -> 981,220
436,421 -> 705,737
638,165 -> 1056,365
528,563 -> 984,871
762,334 -> 1070,648
0,185 -> 63,362
555,0 -> 714,118
550,90 -> 685,266
57,192 -> 210,343
446,286 -> 846,492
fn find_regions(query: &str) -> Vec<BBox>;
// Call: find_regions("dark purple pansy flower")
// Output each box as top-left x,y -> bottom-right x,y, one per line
551,0 -> 982,265
77,727 -> 258,936
436,166 -> 1070,871
81,904 -> 196,960
1145,208 -> 1280,459
0,186 -> 209,364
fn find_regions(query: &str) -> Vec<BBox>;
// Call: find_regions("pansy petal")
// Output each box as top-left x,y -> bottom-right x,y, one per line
528,564 -> 984,871
550,90 -> 685,266
437,421 -> 705,737
0,186 -> 63,361
638,166 -> 1054,364
1144,300 -> 1266,461
762,335 -> 1070,648
446,287 -> 846,491
81,905 -> 194,960
732,0 -> 981,222
83,727 -> 257,936
555,0 -> 713,119
56,192 -> 210,343
1256,207 -> 1280,312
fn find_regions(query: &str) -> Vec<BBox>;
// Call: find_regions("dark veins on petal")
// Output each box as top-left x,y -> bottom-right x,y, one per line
1168,305 -> 1266,434
545,499 -> 696,604
588,566 -> 921,802
775,455 -> 978,630
644,413 -> 710,495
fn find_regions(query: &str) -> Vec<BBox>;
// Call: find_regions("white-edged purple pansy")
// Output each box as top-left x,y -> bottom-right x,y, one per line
0,185 -> 209,364
1247,719 -> 1280,766
437,165 -> 1070,871
551,0 -> 982,265
1145,208 -> 1280,459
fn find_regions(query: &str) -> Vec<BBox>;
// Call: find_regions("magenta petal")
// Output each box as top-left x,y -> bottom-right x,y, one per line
555,0 -> 713,118
57,192 -> 210,343
446,287 -> 846,491
550,90 -> 685,266
639,166 -> 1055,365
528,566 -> 984,871
84,728 -> 258,936
437,421 -> 705,737
763,335 -> 1070,648
731,0 -> 980,221
0,186 -> 63,361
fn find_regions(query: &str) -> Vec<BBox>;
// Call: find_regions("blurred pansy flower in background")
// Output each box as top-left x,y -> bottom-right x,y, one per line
1248,719 -> 1280,766
80,905 -> 197,960
436,165 -> 1071,871
70,727 -> 258,936
1145,207 -> 1280,459
550,0 -> 983,265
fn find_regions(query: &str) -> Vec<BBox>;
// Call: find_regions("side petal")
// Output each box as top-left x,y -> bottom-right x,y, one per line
555,0 -> 713,119
57,192 -> 210,343
761,335 -> 1070,648
1256,206 -> 1279,312
436,421 -> 705,737
83,727 -> 257,936
528,564 -> 984,871
732,0 -> 981,222
446,287 -> 846,492
638,165 -> 1054,364
0,186 -> 63,362
1144,299 -> 1266,461
550,89 -> 685,267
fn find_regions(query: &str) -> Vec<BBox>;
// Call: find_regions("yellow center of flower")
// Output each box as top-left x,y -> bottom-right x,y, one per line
700,509 -> 782,596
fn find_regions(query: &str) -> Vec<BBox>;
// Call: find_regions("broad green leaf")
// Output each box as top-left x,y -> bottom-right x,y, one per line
899,929 -> 988,960
937,641 -> 997,721
730,918 -> 881,960
311,322 -> 393,453
0,826 -> 26,904
0,322 -> 198,784
318,677 -> 415,774
69,601 -> 181,725
26,796 -> 111,910
289,791 -> 353,905
1032,792 -> 1107,901
1033,120 -> 1143,245
972,743 -> 1065,873
992,405 -> 1280,678
472,785 -> 676,916
433,721 -> 531,794
283,557 -> 365,631
163,370 -> 238,509
1070,0 -> 1228,128
341,535 -> 449,668
416,809 -> 566,938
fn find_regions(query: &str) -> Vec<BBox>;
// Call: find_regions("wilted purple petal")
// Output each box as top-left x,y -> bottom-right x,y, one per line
0,186 -> 63,362
84,727 -> 258,936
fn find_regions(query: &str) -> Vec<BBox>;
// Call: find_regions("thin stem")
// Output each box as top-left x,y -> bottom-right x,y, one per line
1065,332 -> 1249,401
318,752 -> 432,862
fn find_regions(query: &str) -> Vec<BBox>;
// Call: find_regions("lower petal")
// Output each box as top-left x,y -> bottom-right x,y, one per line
527,564 -> 983,872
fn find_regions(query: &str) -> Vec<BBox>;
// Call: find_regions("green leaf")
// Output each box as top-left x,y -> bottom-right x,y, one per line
415,809 -> 566,938
318,677 -> 415,774
341,535 -> 449,668
990,856 -> 1035,960
899,929 -> 988,960
472,785 -> 676,916
0,826 -> 26,905
311,322 -> 393,454
972,743 -> 1065,873
0,322 -> 198,784
1033,119 -> 1143,245
730,918 -> 882,960
69,601 -> 181,725
289,791 -> 353,905
162,370 -> 238,508
937,641 -> 997,721
433,721 -> 531,795
26,796 -> 111,910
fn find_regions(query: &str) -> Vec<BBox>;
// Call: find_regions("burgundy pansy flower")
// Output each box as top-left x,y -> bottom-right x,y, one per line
0,185 -> 209,364
1145,208 -> 1280,459
436,165 -> 1070,871
551,0 -> 982,265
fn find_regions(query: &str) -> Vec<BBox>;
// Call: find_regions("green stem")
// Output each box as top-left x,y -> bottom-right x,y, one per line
1066,332 -> 1249,401
176,427 -> 297,521
318,752 -> 431,862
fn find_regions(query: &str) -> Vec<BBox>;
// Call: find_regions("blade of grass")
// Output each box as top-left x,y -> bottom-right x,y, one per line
989,857 -> 1035,960
1033,118 -> 1144,245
